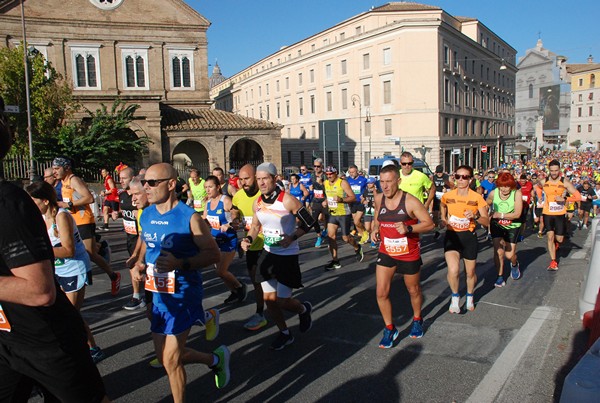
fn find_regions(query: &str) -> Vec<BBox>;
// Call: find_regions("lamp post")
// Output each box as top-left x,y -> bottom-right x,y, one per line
20,0 -> 35,181
365,108 -> 371,162
222,135 -> 228,171
351,94 -> 363,170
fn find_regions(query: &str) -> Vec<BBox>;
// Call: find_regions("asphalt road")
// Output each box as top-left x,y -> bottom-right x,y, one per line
36,218 -> 594,402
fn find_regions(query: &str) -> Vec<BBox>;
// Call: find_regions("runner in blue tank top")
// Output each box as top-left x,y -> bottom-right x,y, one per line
133,163 -> 231,398
346,165 -> 369,244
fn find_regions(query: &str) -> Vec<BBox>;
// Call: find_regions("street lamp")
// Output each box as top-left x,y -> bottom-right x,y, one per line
365,108 -> 371,161
351,94 -> 363,170
20,0 -> 35,181
415,144 -> 429,162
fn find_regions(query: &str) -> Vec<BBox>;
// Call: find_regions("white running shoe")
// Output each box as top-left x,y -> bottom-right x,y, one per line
449,295 -> 460,314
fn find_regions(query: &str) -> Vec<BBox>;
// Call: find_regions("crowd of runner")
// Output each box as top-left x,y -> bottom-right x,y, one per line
2,97 -> 600,403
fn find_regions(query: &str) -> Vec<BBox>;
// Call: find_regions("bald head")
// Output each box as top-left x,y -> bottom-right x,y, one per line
43,167 -> 56,185
147,163 -> 178,180
238,163 -> 258,194
239,164 -> 255,177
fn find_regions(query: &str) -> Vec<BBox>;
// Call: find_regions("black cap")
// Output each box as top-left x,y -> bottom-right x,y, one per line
435,165 -> 443,173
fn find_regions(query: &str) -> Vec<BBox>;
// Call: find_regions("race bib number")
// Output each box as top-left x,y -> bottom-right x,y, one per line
263,228 -> 283,247
435,191 -> 444,200
327,196 -> 338,209
351,185 -> 361,195
207,215 -> 221,230
145,264 -> 176,294
582,195 -> 589,202
448,214 -> 471,231
383,236 -> 409,256
123,219 -> 137,235
497,219 -> 513,226
548,202 -> 564,212
0,303 -> 11,332
244,216 -> 253,231
522,195 -> 528,202
314,189 -> 324,198
193,199 -> 203,210
62,197 -> 71,203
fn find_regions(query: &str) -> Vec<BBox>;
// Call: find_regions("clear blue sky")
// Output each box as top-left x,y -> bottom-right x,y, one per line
189,0 -> 599,77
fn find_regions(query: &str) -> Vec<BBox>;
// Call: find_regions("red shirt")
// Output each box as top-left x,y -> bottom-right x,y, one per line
519,181 -> 533,204
104,175 -> 119,202
378,192 -> 420,262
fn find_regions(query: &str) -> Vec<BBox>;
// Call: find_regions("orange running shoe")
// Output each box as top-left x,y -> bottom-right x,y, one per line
547,260 -> 558,271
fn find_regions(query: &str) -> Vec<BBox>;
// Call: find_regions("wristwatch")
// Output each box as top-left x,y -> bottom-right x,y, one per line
67,201 -> 74,209
406,225 -> 413,233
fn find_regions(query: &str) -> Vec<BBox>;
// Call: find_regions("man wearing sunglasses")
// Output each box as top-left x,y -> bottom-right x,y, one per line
323,165 -> 364,270
398,152 -> 435,211
133,163 -> 230,398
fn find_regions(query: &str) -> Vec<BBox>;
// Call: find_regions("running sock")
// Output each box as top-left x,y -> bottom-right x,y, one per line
385,324 -> 395,331
132,293 -> 141,300
413,316 -> 422,322
451,292 -> 460,297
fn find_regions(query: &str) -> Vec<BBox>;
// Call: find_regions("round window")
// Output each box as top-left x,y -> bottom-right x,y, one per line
90,0 -> 124,10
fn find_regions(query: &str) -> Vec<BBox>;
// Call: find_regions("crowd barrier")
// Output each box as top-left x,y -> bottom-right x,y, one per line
579,218 -> 600,323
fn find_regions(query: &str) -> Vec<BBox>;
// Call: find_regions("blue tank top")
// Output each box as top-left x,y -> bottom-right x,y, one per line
205,195 -> 237,245
140,201 -> 203,312
298,172 -> 312,191
346,175 -> 368,202
289,182 -> 304,201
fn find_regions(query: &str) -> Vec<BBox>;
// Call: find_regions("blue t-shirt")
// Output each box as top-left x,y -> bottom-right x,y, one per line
289,182 -> 305,201
140,201 -> 203,312
205,196 -> 237,251
54,181 -> 62,201
298,172 -> 313,193
480,180 -> 496,199
346,175 -> 368,203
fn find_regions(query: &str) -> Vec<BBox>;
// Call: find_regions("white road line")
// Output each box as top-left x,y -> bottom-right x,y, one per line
466,306 -> 558,403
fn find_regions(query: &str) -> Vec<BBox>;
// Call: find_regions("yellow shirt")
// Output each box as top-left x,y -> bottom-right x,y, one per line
399,170 -> 432,204
232,189 -> 264,251
324,178 -> 351,216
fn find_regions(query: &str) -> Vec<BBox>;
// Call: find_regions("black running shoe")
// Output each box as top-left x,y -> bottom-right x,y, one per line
270,331 -> 294,350
299,301 -> 312,333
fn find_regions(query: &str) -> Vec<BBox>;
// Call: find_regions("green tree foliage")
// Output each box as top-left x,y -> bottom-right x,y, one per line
0,44 -> 74,155
570,139 -> 582,148
41,100 -> 151,172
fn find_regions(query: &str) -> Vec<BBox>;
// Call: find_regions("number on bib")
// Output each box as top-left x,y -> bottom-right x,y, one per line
383,237 -> 409,256
0,303 -> 12,332
145,264 -> 176,294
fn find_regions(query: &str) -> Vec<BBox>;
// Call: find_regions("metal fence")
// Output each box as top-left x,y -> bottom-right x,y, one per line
2,155 -> 103,183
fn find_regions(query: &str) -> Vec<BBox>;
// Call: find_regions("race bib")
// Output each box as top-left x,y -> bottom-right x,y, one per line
207,215 -> 221,230
314,189 -> 324,198
244,216 -> 253,231
351,185 -> 361,195
123,219 -> 137,235
62,197 -> 71,203
0,303 -> 11,332
193,199 -> 203,210
327,196 -> 338,209
522,195 -> 528,202
383,236 -> 409,256
435,191 -> 444,200
448,214 -> 471,231
548,201 -> 564,212
497,219 -> 513,226
263,228 -> 283,246
145,264 -> 176,294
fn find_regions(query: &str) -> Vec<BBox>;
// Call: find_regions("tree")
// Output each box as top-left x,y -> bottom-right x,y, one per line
38,100 -> 151,172
570,139 -> 582,149
0,44 -> 75,155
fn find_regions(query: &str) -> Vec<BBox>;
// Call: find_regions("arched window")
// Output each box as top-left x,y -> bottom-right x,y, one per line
528,84 -> 533,99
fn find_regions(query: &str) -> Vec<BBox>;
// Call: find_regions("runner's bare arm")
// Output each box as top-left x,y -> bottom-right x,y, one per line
0,260 -> 56,306
406,193 -> 434,233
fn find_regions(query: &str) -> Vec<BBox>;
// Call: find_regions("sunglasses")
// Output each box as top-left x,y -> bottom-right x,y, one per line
314,165 -> 322,168
400,161 -> 414,166
454,174 -> 472,180
141,178 -> 170,187
325,173 -> 335,176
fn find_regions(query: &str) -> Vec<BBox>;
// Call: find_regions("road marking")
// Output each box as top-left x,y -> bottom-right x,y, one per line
466,306 -> 559,403
477,301 -> 521,310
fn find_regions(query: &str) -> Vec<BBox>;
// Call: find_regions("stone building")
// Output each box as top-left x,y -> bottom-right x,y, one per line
0,0 -> 282,175
210,2 -> 517,172
515,39 -> 571,159
567,57 -> 600,150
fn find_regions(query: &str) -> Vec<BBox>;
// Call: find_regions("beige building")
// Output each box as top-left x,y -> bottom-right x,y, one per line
1,0 -> 282,174
211,2 -> 516,172
567,59 -> 600,150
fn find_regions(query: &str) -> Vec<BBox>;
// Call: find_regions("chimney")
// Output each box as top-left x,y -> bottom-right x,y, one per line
588,55 -> 594,64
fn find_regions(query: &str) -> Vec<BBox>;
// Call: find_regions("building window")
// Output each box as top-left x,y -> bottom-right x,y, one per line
326,91 -> 332,111
169,49 -> 194,90
383,48 -> 391,65
590,92 -> 594,100
465,85 -> 470,107
286,100 -> 290,117
454,118 -> 459,136
276,102 -> 280,119
300,150 -> 305,164
363,53 -> 370,69
341,59 -> 347,75
577,125 -> 581,133
266,83 -> 269,95
365,120 -> 371,137
311,125 -> 316,139
299,97 -> 304,116
276,80 -> 280,92
71,45 -> 101,89
287,151 -> 292,163
298,73 -> 303,86
578,107 -> 582,117
285,77 -> 289,89
453,51 -> 458,69
444,79 -> 450,103
444,118 -> 449,135
287,127 -> 291,138
454,82 -> 459,105
579,93 -> 583,102
591,74 -> 596,87
325,64 -> 332,79
589,124 -> 593,132
383,80 -> 391,104
122,48 -> 148,89
310,95 -> 315,113
384,119 -> 392,136
590,106 -> 594,116
443,45 -> 449,65
341,89 -> 348,110
579,78 -> 583,86
310,69 -> 314,83
363,84 -> 371,107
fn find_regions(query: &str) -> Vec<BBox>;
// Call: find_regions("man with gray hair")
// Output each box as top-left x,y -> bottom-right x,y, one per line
43,166 -> 62,200
241,162 -> 316,350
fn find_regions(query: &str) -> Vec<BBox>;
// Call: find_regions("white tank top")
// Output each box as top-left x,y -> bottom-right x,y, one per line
255,190 -> 298,255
